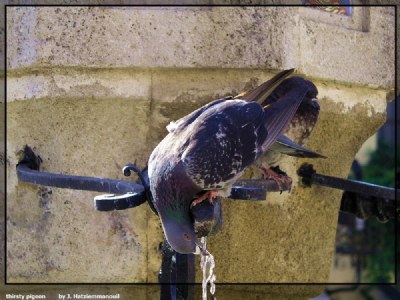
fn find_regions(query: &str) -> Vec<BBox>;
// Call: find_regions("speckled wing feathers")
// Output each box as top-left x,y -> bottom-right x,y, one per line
181,101 -> 265,189
178,77 -> 314,190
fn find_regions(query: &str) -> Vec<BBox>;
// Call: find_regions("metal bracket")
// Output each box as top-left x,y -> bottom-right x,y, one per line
16,146 -> 284,206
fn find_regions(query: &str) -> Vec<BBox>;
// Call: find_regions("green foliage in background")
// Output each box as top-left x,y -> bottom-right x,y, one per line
362,142 -> 396,188
363,219 -> 395,283
360,142 -> 396,283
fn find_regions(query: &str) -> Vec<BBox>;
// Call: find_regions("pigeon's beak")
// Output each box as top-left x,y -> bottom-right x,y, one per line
160,215 -> 199,254
311,98 -> 320,110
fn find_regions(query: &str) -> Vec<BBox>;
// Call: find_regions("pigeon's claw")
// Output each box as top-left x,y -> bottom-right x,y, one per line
260,166 -> 292,193
192,190 -> 219,206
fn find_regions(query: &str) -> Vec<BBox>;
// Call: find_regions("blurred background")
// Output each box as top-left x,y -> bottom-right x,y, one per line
314,97 -> 398,299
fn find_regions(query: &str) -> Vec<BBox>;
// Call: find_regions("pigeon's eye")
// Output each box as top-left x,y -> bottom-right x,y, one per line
183,233 -> 191,241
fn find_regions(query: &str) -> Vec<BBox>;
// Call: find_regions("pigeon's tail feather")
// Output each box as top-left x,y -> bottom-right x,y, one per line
275,135 -> 327,158
260,77 -> 313,152
235,69 -> 295,103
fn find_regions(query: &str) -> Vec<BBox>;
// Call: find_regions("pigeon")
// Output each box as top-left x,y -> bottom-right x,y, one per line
148,69 -> 325,254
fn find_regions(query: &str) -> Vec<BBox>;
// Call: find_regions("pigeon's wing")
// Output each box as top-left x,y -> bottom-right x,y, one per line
167,98 -> 229,133
181,78 -> 318,189
168,69 -> 297,134
259,77 -> 315,152
235,69 -> 295,103
273,135 -> 326,158
181,100 -> 266,189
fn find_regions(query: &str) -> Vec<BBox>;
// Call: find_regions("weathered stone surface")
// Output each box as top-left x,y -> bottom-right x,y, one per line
6,6 -> 394,88
6,7 -> 286,70
7,69 -> 151,101
297,7 -> 394,89
6,95 -> 152,282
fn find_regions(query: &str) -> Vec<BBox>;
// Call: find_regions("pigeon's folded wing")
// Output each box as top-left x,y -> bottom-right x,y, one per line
180,100 -> 265,189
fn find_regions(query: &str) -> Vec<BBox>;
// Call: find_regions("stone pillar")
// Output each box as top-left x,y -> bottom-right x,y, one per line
4,6 -> 394,299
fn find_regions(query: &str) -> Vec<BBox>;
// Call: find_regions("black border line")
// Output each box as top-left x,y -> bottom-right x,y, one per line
4,2 -> 7,288
395,2 -> 398,289
2,4 -> 395,7
3,3 -> 398,288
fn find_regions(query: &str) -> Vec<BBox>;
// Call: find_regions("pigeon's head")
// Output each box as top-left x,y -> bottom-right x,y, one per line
278,77 -> 320,144
149,161 -> 205,254
299,79 -> 319,115
161,215 -> 200,254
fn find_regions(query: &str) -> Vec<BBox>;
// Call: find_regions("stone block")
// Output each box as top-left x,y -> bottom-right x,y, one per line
6,6 -> 394,88
297,8 -> 394,89
6,6 -> 286,70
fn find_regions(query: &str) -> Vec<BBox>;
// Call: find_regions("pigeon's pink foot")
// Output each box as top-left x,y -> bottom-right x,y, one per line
259,166 -> 292,193
192,190 -> 219,206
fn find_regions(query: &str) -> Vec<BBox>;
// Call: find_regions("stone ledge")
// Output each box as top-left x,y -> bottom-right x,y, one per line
6,6 -> 394,88
7,69 -> 151,101
7,68 -> 390,109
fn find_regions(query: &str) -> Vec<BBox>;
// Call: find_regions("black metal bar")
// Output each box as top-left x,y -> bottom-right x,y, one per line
94,193 -> 146,211
229,179 -> 287,200
234,179 -> 283,192
15,145 -> 291,300
229,185 -> 266,200
123,165 -> 158,215
175,253 -> 195,300
159,239 -> 195,300
340,191 -> 397,222
297,163 -> 396,200
17,162 -> 145,195
159,239 -> 175,300
17,160 -> 282,203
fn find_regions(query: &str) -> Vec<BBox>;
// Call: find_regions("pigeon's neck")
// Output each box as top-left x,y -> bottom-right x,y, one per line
152,161 -> 201,213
